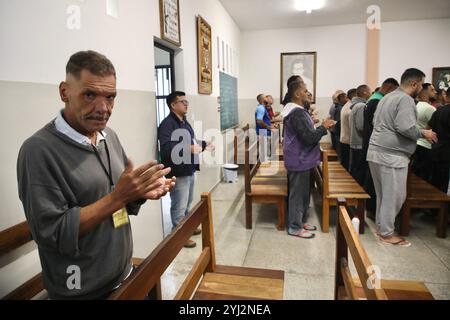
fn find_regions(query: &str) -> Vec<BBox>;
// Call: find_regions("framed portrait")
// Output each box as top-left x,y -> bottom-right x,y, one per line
159,0 -> 181,47
280,52 -> 317,104
197,15 -> 212,94
432,67 -> 450,92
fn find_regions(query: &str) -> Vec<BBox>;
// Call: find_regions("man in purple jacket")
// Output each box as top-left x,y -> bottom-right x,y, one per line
283,80 -> 335,238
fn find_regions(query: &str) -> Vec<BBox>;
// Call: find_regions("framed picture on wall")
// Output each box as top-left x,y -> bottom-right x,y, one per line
197,15 -> 212,94
432,67 -> 450,92
159,0 -> 181,46
280,52 -> 317,104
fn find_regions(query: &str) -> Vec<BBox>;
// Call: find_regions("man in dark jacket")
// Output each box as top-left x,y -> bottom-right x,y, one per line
158,91 -> 214,248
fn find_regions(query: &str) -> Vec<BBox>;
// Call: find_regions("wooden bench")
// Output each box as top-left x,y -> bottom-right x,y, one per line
0,222 -> 144,299
233,124 -> 249,165
244,134 -> 288,230
320,142 -> 338,161
109,193 -> 284,300
335,199 -> 434,300
400,172 -> 450,238
313,149 -> 370,233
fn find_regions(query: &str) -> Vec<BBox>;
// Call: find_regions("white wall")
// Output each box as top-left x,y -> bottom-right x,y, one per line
239,22 -> 367,123
239,18 -> 450,126
0,0 -> 240,298
379,19 -> 450,83
0,0 -> 158,91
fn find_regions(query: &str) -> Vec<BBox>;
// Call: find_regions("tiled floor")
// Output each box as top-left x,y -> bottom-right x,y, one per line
160,176 -> 450,300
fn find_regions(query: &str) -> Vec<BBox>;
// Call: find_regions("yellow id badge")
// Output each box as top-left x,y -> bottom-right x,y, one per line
112,208 -> 129,229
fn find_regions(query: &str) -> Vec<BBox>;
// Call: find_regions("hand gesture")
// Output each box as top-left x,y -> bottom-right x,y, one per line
191,144 -> 203,154
145,176 -> 176,200
422,129 -> 438,144
112,158 -> 171,206
322,118 -> 336,130
205,141 -> 215,152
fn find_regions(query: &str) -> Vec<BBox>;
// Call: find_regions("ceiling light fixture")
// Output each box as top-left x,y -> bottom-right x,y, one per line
295,0 -> 326,14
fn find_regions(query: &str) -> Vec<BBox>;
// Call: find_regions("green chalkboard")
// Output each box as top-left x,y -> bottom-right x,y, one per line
219,72 -> 239,131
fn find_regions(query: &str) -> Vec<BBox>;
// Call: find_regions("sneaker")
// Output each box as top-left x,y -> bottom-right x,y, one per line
184,239 -> 196,248
193,228 -> 202,236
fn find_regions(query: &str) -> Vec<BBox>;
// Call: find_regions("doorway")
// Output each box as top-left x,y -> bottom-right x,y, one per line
154,43 -> 175,237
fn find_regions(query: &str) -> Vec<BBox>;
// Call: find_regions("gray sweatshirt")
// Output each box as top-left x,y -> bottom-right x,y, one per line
17,121 -> 144,299
349,97 -> 366,149
368,88 -> 423,158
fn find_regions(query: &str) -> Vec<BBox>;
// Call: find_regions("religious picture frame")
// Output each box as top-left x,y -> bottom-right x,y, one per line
432,67 -> 450,92
197,15 -> 212,94
159,0 -> 181,46
280,52 -> 317,104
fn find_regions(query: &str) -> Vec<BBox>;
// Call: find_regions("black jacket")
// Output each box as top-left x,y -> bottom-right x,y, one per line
158,112 -> 206,178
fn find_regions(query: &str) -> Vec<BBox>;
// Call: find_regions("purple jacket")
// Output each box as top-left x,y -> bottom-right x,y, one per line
283,107 -> 327,172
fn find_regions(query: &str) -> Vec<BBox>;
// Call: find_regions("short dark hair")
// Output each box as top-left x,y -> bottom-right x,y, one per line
382,78 -> 399,87
256,94 -> 265,103
287,75 -> 302,87
347,88 -> 357,100
356,85 -> 370,97
66,50 -> 116,79
401,68 -> 425,85
166,91 -> 186,109
421,83 -> 432,91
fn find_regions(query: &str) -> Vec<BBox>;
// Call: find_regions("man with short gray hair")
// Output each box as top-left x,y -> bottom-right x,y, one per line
17,50 -> 175,299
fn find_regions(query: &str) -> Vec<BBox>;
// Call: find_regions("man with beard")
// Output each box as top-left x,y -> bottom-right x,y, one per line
367,68 -> 437,247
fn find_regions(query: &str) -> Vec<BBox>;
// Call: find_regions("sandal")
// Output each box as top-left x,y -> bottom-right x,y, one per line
379,236 -> 411,247
289,230 -> 315,239
303,223 -> 317,231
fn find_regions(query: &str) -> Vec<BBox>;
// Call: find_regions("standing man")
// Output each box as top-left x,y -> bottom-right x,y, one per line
283,79 -> 335,238
339,88 -> 357,171
255,94 -> 274,159
412,83 -> 437,181
363,78 -> 399,218
158,91 -> 214,248
367,68 -> 437,246
434,89 -> 447,108
265,95 -> 280,120
429,87 -> 450,193
17,51 -> 175,299
349,85 -> 371,186
330,91 -> 347,160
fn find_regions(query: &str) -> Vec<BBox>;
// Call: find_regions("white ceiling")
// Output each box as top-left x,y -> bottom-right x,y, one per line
218,0 -> 450,30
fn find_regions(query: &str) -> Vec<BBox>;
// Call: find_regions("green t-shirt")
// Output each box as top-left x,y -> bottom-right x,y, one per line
416,101 -> 436,149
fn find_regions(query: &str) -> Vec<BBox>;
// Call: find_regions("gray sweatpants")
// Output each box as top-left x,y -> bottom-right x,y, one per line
287,170 -> 311,234
368,161 -> 408,237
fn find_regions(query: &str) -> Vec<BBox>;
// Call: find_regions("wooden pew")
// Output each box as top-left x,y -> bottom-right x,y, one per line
320,142 -> 338,161
244,134 -> 288,230
0,221 -> 45,300
233,124 -> 249,165
109,193 -> 285,300
314,149 -> 370,233
0,224 -> 149,300
400,172 -> 450,238
335,199 -> 434,300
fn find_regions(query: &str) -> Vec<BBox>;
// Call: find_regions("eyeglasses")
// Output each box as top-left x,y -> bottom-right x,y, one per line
176,99 -> 189,106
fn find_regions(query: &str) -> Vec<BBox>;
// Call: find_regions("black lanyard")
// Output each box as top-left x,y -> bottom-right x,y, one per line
91,137 -> 114,188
